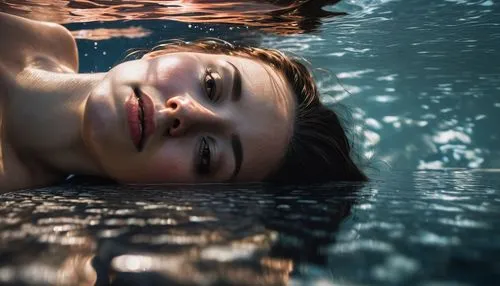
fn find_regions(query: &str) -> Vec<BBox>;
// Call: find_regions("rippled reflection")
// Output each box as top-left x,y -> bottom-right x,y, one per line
71,26 -> 152,40
1,171 -> 500,285
1,0 -> 346,37
0,181 -> 362,285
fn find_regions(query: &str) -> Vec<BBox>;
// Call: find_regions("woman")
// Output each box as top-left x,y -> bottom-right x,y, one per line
0,12 -> 366,191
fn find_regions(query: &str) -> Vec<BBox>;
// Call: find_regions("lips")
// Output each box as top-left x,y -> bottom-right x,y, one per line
125,87 -> 155,152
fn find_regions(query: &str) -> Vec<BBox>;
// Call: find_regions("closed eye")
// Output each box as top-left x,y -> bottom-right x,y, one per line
196,137 -> 211,175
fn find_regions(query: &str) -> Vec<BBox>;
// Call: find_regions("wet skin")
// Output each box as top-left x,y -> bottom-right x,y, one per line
83,52 -> 296,184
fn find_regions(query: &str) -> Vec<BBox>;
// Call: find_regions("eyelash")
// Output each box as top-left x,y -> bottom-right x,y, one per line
197,137 -> 211,175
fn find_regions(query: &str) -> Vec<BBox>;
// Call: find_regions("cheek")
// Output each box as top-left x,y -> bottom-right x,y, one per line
84,84 -> 128,159
136,144 -> 192,182
152,58 -> 201,94
155,57 -> 182,78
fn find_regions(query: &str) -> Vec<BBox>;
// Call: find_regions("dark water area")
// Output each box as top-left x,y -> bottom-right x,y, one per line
1,171 -> 500,285
1,0 -> 500,285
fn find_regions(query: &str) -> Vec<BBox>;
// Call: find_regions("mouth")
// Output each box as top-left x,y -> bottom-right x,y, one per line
125,87 -> 155,152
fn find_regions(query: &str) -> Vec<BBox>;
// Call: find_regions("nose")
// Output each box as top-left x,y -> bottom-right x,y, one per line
163,95 -> 224,136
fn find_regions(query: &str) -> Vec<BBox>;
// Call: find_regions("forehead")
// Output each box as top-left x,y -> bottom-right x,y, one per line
196,52 -> 296,180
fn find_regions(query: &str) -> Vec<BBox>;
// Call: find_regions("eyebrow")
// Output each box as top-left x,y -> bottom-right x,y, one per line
230,134 -> 243,181
226,61 -> 242,102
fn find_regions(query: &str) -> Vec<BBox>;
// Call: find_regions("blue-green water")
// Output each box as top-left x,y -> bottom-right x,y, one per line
1,0 -> 500,285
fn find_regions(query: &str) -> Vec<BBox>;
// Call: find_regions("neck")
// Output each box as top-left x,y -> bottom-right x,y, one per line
4,68 -> 106,177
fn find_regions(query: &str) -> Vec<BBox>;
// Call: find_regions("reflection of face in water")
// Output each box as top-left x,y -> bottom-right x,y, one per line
55,233 -> 294,286
46,185 -> 361,285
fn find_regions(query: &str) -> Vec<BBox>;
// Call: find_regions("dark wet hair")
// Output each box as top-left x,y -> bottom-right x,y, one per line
139,39 -> 367,183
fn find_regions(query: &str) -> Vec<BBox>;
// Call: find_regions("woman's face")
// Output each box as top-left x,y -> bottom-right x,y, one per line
83,52 -> 295,183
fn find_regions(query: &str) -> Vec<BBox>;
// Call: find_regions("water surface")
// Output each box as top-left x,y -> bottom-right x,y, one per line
1,171 -> 500,285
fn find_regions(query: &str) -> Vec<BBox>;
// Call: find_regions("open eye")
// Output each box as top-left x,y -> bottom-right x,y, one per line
204,70 -> 221,101
197,137 -> 211,175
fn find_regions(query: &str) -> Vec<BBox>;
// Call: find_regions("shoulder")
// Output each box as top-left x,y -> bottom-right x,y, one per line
0,141 -> 63,193
0,12 -> 78,73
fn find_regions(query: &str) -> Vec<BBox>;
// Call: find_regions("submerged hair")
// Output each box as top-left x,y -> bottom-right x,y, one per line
133,39 -> 367,184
